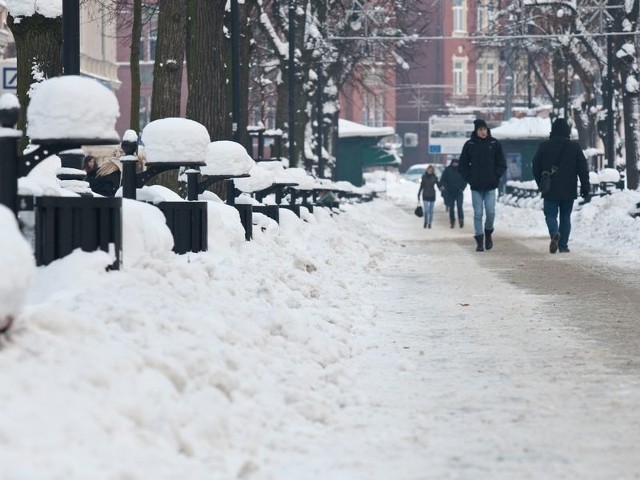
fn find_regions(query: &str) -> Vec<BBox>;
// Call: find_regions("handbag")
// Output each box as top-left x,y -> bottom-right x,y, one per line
540,143 -> 567,194
414,205 -> 424,217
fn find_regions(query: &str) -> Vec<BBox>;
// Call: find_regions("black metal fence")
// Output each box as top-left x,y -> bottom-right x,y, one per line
35,196 -> 122,269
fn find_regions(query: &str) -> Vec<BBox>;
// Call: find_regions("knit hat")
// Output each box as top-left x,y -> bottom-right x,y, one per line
474,119 -> 488,131
550,118 -> 571,138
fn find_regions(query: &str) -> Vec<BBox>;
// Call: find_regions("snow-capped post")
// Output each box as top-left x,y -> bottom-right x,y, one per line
62,0 -> 80,76
120,129 -> 139,200
185,168 -> 200,201
25,76 -> 123,269
0,94 -> 21,216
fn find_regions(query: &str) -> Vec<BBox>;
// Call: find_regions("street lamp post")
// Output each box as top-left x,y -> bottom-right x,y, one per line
231,0 -> 241,143
605,21 -> 615,168
316,65 -> 324,178
288,0 -> 296,166
62,0 -> 80,76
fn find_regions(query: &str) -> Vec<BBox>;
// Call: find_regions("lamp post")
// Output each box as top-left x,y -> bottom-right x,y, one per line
605,20 -> 615,168
288,0 -> 296,166
316,65 -> 324,178
62,0 -> 80,75
231,0 -> 241,143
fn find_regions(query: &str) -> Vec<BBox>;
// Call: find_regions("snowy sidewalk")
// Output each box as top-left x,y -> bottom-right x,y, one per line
270,201 -> 640,479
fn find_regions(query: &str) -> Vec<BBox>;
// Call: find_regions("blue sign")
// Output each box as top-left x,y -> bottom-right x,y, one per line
3,67 -> 17,90
428,144 -> 441,153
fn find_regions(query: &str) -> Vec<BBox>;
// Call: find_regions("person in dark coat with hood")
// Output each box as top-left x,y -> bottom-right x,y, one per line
532,118 -> 590,254
458,119 -> 507,251
440,157 -> 467,228
417,165 -> 441,229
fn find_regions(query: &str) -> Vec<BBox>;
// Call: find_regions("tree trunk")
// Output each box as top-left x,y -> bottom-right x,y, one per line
186,0 -> 230,140
619,0 -> 640,190
238,1 -> 255,150
148,0 -> 187,192
151,0 -> 186,121
130,0 -> 142,132
7,14 -> 63,147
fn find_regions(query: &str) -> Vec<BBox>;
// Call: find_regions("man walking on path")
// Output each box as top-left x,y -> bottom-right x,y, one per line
458,119 -> 507,252
532,118 -> 590,254
440,157 -> 467,228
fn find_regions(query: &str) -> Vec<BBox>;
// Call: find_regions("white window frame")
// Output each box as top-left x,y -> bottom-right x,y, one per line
476,66 -> 485,95
487,63 -> 495,94
453,0 -> 466,33
453,60 -> 464,96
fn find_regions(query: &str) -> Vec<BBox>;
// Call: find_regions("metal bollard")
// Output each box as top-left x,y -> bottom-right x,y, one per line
0,99 -> 20,216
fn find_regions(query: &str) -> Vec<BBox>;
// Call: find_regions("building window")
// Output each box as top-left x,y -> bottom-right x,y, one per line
453,0 -> 466,32
487,63 -> 495,94
361,92 -> 384,127
139,96 -> 150,130
477,4 -> 488,32
476,66 -> 485,95
454,60 -> 464,95
149,28 -> 157,61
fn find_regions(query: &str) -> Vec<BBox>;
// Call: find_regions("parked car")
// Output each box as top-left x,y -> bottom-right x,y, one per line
403,163 -> 445,182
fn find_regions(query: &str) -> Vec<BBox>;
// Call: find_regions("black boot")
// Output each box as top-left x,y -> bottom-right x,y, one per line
474,234 -> 484,252
484,229 -> 494,250
459,219 -> 464,228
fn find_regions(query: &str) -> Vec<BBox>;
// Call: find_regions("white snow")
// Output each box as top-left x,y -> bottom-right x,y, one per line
201,140 -> 256,176
338,118 -> 395,138
141,118 -> 210,165
0,171 -> 639,478
26,76 -> 120,143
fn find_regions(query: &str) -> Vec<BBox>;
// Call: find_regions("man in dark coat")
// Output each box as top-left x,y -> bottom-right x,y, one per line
458,119 -> 507,251
440,157 -> 467,228
532,118 -> 590,254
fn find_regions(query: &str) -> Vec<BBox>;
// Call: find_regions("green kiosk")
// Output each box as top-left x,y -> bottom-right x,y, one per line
335,119 -> 398,187
491,116 -> 552,182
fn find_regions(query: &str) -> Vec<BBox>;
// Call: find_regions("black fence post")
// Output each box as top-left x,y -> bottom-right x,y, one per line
0,100 -> 20,216
120,135 -> 138,200
186,168 -> 199,201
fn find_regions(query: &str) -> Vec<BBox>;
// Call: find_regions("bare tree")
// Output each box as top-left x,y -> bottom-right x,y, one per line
186,0 -> 230,140
616,0 -> 640,189
129,0 -> 142,132
7,14 -> 63,145
150,0 -> 186,121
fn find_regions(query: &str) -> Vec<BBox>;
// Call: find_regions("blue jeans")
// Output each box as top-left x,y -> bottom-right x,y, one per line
471,189 -> 496,236
422,199 -> 435,226
543,199 -> 574,249
448,190 -> 464,223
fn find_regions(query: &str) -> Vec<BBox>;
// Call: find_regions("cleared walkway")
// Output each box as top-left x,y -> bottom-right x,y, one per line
277,202 -> 640,479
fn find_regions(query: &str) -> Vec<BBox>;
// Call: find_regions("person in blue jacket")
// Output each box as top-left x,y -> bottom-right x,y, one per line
458,119 -> 507,252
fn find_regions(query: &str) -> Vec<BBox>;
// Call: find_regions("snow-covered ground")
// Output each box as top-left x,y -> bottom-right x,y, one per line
1,170 -> 639,479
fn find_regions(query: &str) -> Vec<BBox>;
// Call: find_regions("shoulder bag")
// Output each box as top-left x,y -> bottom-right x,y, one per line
540,143 -> 567,194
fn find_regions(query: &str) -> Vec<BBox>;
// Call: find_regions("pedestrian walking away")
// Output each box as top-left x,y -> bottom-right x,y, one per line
458,119 -> 507,251
439,157 -> 467,228
532,118 -> 590,254
417,165 -> 441,229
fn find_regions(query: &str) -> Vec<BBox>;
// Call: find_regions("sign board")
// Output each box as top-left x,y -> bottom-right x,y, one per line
1,58 -> 17,94
428,115 -> 475,155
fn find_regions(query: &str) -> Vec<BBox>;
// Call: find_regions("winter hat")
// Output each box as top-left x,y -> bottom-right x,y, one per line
550,118 -> 571,138
474,119 -> 488,131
